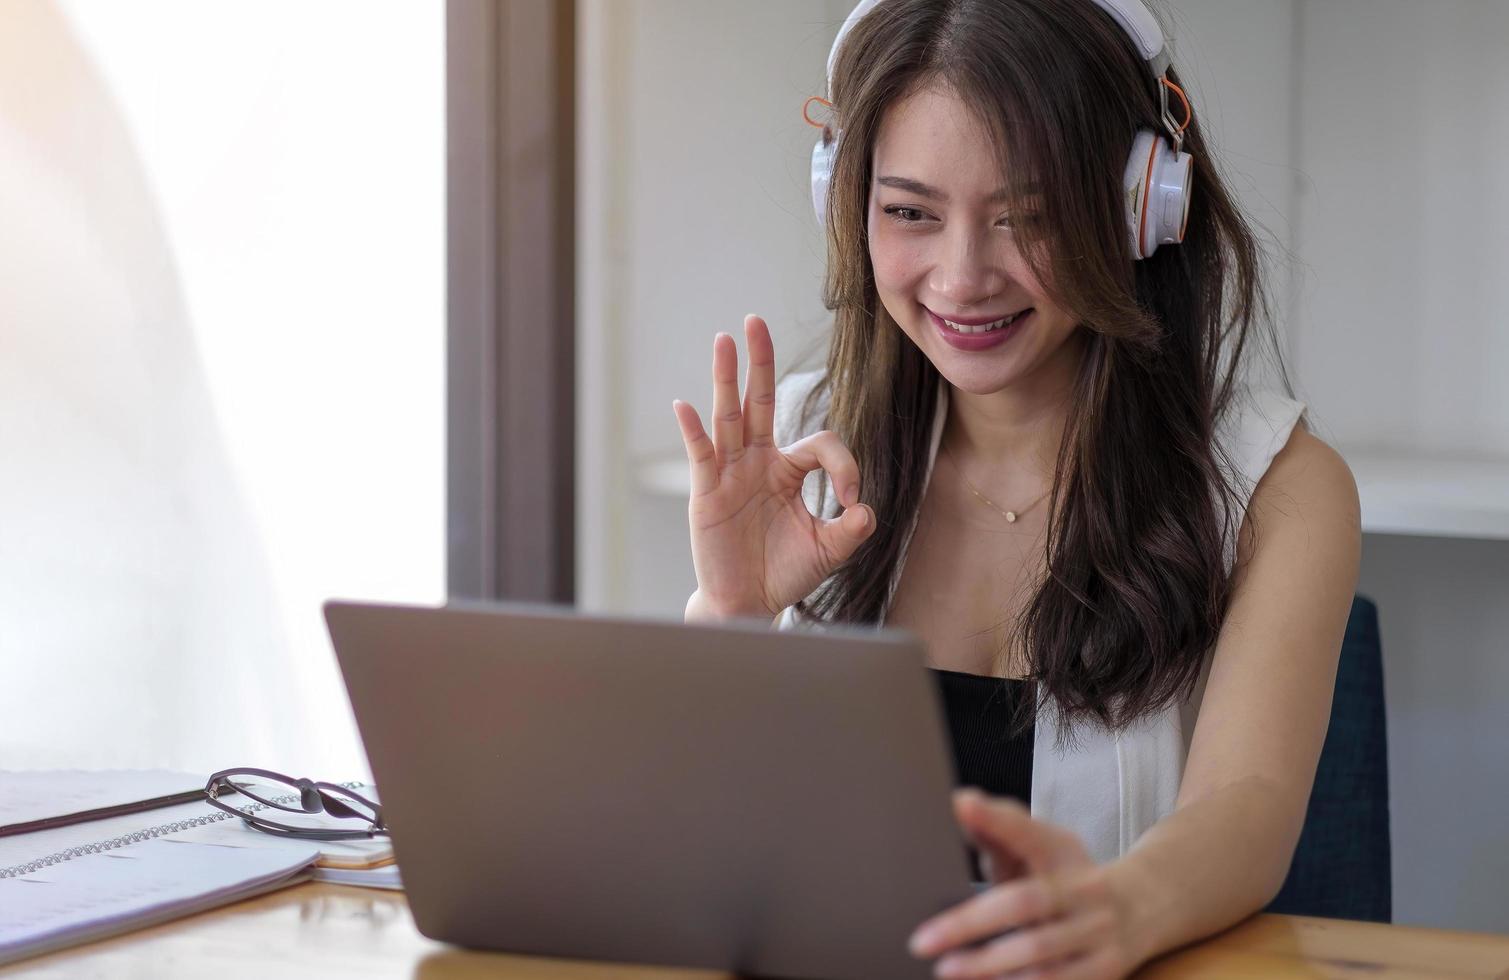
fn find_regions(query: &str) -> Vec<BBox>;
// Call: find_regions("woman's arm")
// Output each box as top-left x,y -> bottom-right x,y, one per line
1109,423 -> 1362,964
907,424 -> 1362,978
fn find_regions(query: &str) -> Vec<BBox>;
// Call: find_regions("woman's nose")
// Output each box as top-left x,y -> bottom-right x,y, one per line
929,227 -> 1007,309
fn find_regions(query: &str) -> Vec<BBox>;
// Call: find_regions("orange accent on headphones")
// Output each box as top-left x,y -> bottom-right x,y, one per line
803,96 -> 833,129
1139,139 -> 1157,257
1161,78 -> 1192,132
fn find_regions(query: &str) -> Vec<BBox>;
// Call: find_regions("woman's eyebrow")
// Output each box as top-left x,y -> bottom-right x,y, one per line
875,175 -> 1034,203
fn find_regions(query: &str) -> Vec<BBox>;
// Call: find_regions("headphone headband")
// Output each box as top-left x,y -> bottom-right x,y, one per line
1085,0 -> 1168,73
825,0 -> 1171,97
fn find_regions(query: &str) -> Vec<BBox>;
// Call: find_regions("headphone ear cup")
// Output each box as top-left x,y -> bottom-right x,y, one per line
1122,129 -> 1157,259
1122,128 -> 1193,259
811,135 -> 836,227
1150,143 -> 1193,252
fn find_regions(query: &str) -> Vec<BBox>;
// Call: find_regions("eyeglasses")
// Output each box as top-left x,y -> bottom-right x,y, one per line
204,767 -> 388,841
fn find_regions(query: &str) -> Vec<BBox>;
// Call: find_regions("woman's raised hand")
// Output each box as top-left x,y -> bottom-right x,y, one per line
672,314 -> 875,623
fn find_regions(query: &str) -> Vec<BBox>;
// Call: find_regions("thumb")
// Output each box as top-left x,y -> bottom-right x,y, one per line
814,503 -> 874,568
953,788 -> 1071,876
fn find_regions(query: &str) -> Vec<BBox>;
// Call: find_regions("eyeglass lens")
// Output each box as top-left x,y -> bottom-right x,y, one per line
211,771 -> 379,832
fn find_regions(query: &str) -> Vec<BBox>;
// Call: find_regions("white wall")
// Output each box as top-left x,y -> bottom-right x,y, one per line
1293,0 -> 1509,456
1160,0 -> 1300,368
576,0 -> 854,614
1358,535 -> 1509,933
1290,0 -> 1509,933
0,1 -> 444,778
578,0 -> 1509,933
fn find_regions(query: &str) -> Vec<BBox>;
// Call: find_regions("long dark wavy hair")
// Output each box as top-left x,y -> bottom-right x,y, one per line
793,0 -> 1290,736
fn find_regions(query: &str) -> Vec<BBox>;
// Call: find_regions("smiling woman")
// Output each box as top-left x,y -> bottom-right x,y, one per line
673,0 -> 1361,977
800,0 -> 1276,731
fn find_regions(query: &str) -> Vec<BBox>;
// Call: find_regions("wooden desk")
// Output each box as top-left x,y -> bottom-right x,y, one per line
3,883 -> 1507,979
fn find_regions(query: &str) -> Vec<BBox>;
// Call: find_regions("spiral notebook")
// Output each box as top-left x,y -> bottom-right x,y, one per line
0,770 -> 393,967
0,770 -> 206,838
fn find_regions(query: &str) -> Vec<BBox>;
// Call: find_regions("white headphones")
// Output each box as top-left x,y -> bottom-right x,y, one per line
809,0 -> 1194,259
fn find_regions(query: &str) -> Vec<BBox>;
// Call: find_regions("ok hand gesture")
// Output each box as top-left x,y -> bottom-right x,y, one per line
672,315 -> 875,622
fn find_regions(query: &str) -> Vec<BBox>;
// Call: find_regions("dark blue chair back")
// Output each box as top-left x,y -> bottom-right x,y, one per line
1267,595 -> 1391,922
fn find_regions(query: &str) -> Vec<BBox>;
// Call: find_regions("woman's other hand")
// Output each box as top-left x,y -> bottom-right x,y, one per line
673,314 -> 875,622
907,789 -> 1142,979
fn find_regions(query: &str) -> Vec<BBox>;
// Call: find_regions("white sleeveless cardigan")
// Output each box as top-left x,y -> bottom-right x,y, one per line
773,369 -> 1306,864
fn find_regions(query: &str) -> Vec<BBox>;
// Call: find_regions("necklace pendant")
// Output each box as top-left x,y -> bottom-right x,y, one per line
1005,511 -> 1017,523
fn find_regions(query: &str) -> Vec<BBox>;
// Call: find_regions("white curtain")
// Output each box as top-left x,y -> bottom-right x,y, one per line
0,1 -> 444,778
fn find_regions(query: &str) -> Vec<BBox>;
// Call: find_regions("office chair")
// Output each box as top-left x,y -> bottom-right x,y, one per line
1266,594 -> 1392,922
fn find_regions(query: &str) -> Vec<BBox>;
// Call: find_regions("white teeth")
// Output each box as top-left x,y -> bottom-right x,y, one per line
941,310 -> 1024,334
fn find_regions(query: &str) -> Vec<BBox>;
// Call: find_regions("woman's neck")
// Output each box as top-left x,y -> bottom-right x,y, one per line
943,328 -> 1085,480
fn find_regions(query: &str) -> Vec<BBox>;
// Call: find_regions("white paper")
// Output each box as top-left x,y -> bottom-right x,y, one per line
0,784 -> 387,873
162,786 -> 390,865
0,838 -> 319,965
164,817 -> 392,866
313,863 -> 403,890
0,771 -> 202,828
0,799 -> 218,874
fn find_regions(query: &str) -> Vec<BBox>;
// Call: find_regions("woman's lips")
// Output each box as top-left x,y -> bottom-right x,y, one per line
927,307 -> 1030,352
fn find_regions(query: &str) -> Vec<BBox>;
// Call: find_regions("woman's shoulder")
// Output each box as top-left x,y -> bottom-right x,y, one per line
1252,416 -> 1359,531
1227,387 -> 1360,557
1215,386 -> 1309,494
774,368 -> 830,447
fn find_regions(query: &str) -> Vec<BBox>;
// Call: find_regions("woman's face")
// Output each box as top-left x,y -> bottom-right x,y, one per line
868,82 -> 1082,396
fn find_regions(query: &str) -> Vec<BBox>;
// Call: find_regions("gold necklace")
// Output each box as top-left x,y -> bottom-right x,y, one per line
941,444 -> 1051,524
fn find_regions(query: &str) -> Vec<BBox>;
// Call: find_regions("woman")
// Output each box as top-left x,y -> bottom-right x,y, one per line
672,0 -> 1361,976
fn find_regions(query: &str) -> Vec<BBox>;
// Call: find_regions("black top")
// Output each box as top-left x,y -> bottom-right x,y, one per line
927,668 -> 1033,805
928,668 -> 1033,882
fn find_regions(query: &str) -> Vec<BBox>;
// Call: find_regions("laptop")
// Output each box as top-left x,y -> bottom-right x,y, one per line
325,599 -> 977,980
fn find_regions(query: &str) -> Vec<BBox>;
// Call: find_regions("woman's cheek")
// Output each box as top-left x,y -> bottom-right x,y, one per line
869,228 -> 926,292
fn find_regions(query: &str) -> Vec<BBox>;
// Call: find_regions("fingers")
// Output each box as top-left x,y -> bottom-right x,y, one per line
781,430 -> 861,508
742,315 -> 777,449
710,332 -> 744,465
911,793 -> 1104,965
781,430 -> 871,568
910,875 -> 1065,957
671,399 -> 717,496
814,503 -> 875,568
930,906 -> 1117,979
676,317 -> 773,492
952,789 -> 1081,876
975,841 -> 1026,885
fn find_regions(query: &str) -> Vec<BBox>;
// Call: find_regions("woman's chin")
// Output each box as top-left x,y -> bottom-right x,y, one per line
925,348 -> 1029,396
941,370 -> 1023,396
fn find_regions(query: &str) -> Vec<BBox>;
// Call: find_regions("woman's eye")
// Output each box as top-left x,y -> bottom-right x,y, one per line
883,205 -> 928,224
881,205 -> 1039,229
